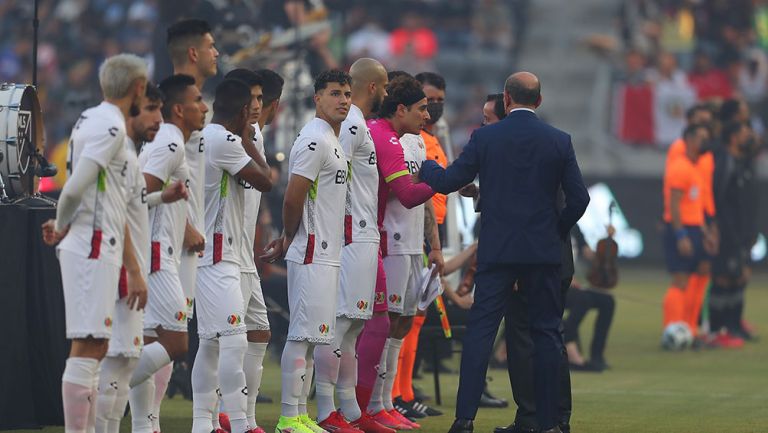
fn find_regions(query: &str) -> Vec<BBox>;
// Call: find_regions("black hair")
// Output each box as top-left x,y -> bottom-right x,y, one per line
486,93 -> 506,121
314,69 -> 352,93
504,76 -> 540,106
719,98 -> 743,123
158,74 -> 196,119
224,68 -> 263,88
415,72 -> 446,90
145,81 -> 164,102
721,121 -> 746,144
166,19 -> 212,65
213,79 -> 252,120
683,123 -> 709,141
379,75 -> 426,118
685,103 -> 711,123
255,69 -> 284,104
387,70 -> 411,82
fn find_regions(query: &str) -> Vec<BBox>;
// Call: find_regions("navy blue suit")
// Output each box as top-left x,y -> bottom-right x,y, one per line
419,109 -> 589,430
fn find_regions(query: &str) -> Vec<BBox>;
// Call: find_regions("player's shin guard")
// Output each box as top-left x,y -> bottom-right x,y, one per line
219,334 -> 249,433
366,339 -> 390,414
95,357 -> 125,433
381,339 -> 402,411
129,342 -> 171,388
244,342 -> 268,428
298,354 -> 315,416
110,358 -> 138,433
663,286 -> 686,327
315,317 -> 354,422
192,339 -> 220,433
128,375 -> 155,433
63,358 -> 99,433
281,340 -> 309,417
398,315 -> 424,402
338,319 -> 364,421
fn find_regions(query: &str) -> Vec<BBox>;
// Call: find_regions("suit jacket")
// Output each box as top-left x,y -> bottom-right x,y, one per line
420,109 -> 589,265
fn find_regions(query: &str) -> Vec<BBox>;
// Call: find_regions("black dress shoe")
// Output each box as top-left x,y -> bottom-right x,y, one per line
493,422 -> 537,433
559,423 -> 571,433
448,418 -> 473,433
479,389 -> 509,408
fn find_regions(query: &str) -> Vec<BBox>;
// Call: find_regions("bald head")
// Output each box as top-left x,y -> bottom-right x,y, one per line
350,58 -> 388,89
504,71 -> 541,107
349,58 -> 389,116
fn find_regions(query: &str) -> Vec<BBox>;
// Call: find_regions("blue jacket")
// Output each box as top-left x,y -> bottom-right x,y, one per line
419,109 -> 589,265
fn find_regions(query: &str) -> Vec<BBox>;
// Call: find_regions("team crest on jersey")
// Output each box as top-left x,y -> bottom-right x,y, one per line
356,300 -> 369,311
318,323 -> 330,335
389,294 -> 402,305
394,233 -> 401,241
104,317 -> 113,327
359,220 -> 367,228
321,241 -> 328,250
227,314 -> 242,326
175,311 -> 187,322
375,292 -> 385,304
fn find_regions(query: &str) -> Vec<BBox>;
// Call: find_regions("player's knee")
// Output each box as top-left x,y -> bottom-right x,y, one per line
166,338 -> 188,361
247,329 -> 271,343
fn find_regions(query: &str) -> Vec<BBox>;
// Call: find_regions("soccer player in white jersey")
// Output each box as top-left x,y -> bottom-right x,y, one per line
260,70 -> 352,433
221,68 -> 274,433
128,74 -> 208,433
192,79 -> 272,433
41,53 -> 148,433
94,83 -> 188,433
312,59 -> 394,433
149,20 -> 219,430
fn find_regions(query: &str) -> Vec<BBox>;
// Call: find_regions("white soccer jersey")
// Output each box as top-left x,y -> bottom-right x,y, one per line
339,104 -> 379,244
139,123 -> 189,272
125,137 -> 149,275
381,133 -> 426,255
239,124 -> 265,274
284,118 -> 349,267
185,129 -> 206,234
199,123 -> 252,267
58,102 -> 129,267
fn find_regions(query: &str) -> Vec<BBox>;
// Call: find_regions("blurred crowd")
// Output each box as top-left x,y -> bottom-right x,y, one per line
0,0 -> 526,168
609,0 -> 768,148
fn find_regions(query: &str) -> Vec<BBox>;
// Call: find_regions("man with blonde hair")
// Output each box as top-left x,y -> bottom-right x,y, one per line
42,53 -> 149,433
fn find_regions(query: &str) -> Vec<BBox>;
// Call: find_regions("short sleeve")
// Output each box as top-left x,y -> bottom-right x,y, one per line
375,132 -> 409,183
211,132 -> 252,176
79,123 -> 125,169
290,135 -> 327,181
668,161 -> 691,191
142,139 -> 184,182
339,121 -> 362,159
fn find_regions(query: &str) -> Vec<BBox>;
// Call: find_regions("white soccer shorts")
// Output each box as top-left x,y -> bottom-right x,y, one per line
240,272 -> 270,331
107,299 -> 144,358
382,254 -> 423,316
337,242 -> 378,320
59,250 -> 120,339
144,270 -> 189,333
286,261 -> 339,344
179,252 -> 198,318
196,262 -> 247,340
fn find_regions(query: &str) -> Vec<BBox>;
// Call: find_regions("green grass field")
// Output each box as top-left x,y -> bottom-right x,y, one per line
12,268 -> 768,433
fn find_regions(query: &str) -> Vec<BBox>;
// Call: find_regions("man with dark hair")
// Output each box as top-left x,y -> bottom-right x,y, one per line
360,75 -> 437,430
255,69 -> 285,127
710,121 -> 758,345
261,70 -> 353,433
313,58 -> 394,433
417,71 -> 589,433
95,83 -> 188,433
168,20 -> 219,432
483,94 -> 506,125
221,67 -> 273,432
686,104 -> 713,126
129,74 -> 207,433
661,124 -> 710,336
191,78 -> 272,433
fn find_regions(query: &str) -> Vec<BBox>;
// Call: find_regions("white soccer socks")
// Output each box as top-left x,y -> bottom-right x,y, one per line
128,342 -> 171,433
152,362 -> 174,432
338,319 -> 364,422
95,356 -> 137,433
381,338 -> 402,412
218,334 -> 249,433
62,357 -> 99,433
244,341 -> 268,427
366,339 -> 390,414
192,339 -> 220,433
280,340 -> 309,417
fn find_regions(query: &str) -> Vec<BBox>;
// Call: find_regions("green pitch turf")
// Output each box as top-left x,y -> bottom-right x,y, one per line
12,268 -> 768,433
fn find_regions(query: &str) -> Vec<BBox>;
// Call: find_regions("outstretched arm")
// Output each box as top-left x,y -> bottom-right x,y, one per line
419,131 -> 480,194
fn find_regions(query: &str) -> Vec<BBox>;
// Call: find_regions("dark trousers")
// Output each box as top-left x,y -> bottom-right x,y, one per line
505,278 -> 572,430
456,263 -> 564,431
563,288 -> 615,363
